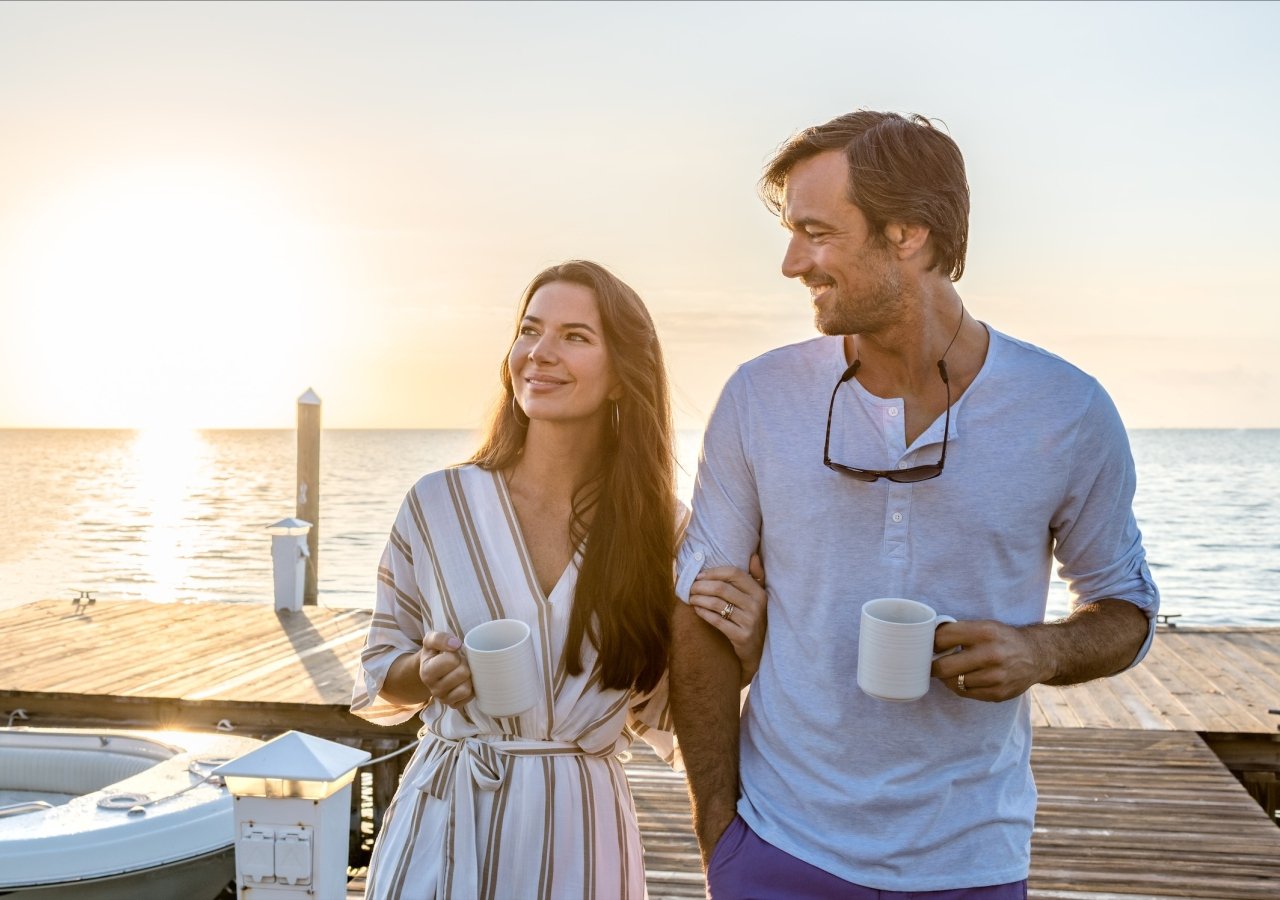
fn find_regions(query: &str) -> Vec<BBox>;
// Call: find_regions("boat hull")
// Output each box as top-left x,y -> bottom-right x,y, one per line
0,729 -> 262,897
0,847 -> 232,899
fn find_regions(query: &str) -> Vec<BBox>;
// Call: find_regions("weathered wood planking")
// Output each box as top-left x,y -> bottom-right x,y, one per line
0,599 -> 416,737
2,601 -> 1273,898
1024,625 -> 1280,734
1029,728 -> 1280,898
6,602 -> 1277,737
347,729 -> 1280,899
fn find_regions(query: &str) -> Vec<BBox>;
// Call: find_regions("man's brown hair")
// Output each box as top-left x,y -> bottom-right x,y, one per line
760,110 -> 970,281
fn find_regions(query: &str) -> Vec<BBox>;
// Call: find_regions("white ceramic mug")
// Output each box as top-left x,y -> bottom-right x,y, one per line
463,618 -> 538,717
857,598 -> 957,702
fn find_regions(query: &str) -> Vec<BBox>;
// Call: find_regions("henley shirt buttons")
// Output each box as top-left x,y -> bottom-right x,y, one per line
694,551 -> 704,561
892,512 -> 903,523
888,407 -> 899,417
898,462 -> 909,469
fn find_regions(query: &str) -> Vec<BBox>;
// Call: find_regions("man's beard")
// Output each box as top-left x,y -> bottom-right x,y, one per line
812,267 -> 903,336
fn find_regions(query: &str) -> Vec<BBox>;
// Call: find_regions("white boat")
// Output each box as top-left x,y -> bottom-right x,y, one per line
0,727 -> 264,899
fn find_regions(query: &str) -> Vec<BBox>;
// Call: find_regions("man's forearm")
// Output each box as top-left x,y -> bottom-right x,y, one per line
1027,598 -> 1150,686
670,601 -> 742,865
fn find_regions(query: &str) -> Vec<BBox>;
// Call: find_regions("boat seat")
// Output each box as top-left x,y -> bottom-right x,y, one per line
0,748 -> 158,795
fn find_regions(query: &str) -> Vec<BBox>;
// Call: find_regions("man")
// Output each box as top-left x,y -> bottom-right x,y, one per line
672,111 -> 1159,897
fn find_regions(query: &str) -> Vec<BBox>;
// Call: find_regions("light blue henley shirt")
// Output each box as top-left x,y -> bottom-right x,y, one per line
676,326 -> 1159,891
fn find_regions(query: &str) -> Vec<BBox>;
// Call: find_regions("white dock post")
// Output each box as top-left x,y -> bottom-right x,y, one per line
267,518 -> 312,612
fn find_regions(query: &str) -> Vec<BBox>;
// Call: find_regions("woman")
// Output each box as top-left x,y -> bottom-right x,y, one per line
352,260 -> 766,899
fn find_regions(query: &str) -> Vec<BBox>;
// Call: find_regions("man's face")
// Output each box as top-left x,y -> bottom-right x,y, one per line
779,150 -> 902,336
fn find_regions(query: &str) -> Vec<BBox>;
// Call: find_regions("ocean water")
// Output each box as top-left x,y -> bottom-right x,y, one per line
1,429 -> 1277,624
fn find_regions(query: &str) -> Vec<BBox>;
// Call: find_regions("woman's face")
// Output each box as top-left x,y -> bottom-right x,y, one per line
510,280 -> 619,427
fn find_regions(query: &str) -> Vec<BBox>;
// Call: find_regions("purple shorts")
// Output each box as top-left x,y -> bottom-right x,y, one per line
706,815 -> 1028,900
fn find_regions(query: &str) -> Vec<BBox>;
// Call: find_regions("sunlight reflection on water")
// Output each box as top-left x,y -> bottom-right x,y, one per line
1,429 -> 1277,625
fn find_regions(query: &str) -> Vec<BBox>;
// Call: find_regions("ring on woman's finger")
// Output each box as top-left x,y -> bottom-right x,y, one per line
720,602 -> 736,620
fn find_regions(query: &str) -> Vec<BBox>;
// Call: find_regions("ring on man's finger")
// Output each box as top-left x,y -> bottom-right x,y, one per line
957,673 -> 967,691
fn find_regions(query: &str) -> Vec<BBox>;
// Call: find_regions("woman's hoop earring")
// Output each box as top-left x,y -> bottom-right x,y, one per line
512,395 -> 529,428
611,400 -> 620,436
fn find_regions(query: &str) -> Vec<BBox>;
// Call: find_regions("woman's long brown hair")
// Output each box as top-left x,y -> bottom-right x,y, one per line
468,260 -> 676,694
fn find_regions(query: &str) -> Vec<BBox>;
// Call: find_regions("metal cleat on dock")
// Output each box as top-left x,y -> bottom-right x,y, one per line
70,590 -> 96,613
1156,612 -> 1181,628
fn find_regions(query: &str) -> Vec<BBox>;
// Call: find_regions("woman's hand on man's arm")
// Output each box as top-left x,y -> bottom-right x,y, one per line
687,553 -> 768,687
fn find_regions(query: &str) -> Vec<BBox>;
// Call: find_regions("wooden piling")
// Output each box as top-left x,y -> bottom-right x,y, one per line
297,388 -> 321,605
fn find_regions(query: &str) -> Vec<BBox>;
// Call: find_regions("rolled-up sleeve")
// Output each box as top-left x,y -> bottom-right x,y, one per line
350,494 -> 433,725
627,672 -> 682,771
1052,385 -> 1161,668
676,373 -> 764,602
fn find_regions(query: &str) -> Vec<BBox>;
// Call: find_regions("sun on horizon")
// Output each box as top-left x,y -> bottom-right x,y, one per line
4,163 -> 342,430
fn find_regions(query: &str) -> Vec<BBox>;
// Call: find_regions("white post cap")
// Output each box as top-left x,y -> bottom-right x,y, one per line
214,731 -> 371,799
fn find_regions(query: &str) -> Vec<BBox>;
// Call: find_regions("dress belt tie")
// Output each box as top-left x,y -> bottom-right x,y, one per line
405,734 -> 613,898
416,735 -> 590,799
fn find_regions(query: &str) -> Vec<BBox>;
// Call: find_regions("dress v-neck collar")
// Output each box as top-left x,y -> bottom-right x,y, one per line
491,468 -> 579,604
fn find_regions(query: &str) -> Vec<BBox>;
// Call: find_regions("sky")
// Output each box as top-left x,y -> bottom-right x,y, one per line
1,0 -> 1276,430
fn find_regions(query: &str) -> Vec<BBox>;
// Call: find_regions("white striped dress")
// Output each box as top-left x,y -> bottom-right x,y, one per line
351,464 -> 681,900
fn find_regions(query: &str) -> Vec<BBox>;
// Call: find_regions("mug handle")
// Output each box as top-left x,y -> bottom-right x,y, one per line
931,614 -> 959,661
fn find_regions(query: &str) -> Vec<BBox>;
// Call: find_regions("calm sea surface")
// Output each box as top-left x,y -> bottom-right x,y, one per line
1,429 -> 1277,624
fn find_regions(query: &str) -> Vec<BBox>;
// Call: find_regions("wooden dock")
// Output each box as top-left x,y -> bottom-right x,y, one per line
2,600 -> 1278,899
613,727 -> 1280,900
1029,728 -> 1279,899
1028,625 -> 1280,734
349,729 -> 1280,900
0,599 -> 410,738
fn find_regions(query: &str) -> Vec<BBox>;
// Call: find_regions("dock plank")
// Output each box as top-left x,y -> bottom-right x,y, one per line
1157,634 -> 1272,732
2,601 -> 1277,899
1026,625 -> 1280,733
4,602 -> 1279,739
0,599 -> 413,738
347,729 -> 1280,899
4,602 -> 1279,738
1028,729 -> 1280,898
1115,662 -> 1214,732
1183,633 -> 1280,730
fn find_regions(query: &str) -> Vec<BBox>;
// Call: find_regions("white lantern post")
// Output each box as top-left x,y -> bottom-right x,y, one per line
214,731 -> 369,898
